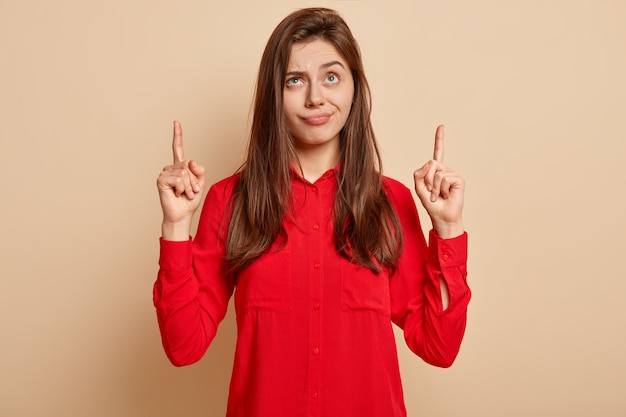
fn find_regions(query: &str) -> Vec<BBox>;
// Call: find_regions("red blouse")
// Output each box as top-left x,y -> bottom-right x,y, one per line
154,168 -> 471,417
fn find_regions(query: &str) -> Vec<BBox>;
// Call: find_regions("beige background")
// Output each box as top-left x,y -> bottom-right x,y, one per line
1,0 -> 625,416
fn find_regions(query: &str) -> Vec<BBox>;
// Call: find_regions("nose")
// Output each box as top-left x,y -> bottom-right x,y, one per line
305,83 -> 325,108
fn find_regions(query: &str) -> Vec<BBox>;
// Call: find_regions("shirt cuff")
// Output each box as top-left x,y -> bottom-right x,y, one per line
159,237 -> 193,270
428,230 -> 468,268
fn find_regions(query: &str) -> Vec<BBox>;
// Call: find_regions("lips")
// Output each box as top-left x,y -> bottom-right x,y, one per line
302,113 -> 332,125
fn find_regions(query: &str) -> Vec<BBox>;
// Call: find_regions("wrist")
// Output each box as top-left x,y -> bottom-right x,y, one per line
432,220 -> 464,239
161,219 -> 193,241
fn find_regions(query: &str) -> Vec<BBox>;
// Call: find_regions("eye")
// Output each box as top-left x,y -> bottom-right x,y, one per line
286,77 -> 302,87
325,73 -> 339,84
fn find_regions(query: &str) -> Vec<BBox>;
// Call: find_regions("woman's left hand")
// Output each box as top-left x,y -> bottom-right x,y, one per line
413,125 -> 465,239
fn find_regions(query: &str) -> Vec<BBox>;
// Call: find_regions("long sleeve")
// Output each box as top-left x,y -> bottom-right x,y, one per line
386,178 -> 471,368
153,179 -> 236,367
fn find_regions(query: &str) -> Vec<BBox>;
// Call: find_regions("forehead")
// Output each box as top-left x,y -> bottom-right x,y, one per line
287,39 -> 348,70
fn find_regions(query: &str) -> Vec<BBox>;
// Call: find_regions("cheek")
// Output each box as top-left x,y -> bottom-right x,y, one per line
341,86 -> 355,110
283,89 -> 304,109
282,97 -> 298,120
339,92 -> 354,116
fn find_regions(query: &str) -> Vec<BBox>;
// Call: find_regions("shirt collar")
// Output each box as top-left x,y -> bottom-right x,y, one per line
289,164 -> 341,185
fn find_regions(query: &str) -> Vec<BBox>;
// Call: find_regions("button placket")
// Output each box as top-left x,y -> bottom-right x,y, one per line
307,182 -> 324,415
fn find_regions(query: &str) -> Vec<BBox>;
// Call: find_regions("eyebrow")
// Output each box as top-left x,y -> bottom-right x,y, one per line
285,60 -> 346,77
321,60 -> 345,70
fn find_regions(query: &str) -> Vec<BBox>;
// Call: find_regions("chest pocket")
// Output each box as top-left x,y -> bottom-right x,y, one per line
340,258 -> 391,316
235,245 -> 293,313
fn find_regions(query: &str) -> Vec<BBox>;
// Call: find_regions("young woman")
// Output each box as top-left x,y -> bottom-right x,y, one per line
155,7 -> 470,417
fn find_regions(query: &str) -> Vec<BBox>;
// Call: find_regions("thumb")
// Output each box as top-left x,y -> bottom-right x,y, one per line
412,164 -> 431,202
413,164 -> 428,182
188,160 -> 206,186
188,160 -> 205,176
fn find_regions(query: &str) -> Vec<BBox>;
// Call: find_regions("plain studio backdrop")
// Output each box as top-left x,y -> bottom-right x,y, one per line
1,0 -> 625,416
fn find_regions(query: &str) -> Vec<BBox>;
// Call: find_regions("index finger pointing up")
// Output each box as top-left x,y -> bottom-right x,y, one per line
433,124 -> 445,163
172,120 -> 185,163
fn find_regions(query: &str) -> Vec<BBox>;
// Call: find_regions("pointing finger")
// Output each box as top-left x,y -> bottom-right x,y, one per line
172,121 -> 185,163
433,124 -> 444,163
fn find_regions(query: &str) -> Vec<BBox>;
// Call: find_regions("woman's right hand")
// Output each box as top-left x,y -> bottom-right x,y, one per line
156,121 -> 206,240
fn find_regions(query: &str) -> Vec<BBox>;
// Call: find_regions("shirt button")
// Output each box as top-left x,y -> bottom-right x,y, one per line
313,303 -> 320,310
313,263 -> 320,269
442,254 -> 449,262
312,392 -> 319,399
312,223 -> 320,230
313,347 -> 320,355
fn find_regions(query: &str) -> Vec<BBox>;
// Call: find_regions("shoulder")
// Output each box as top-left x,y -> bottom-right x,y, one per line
381,175 -> 421,222
203,172 -> 241,210
382,175 -> 413,204
382,175 -> 409,192
381,176 -> 425,235
208,172 -> 241,197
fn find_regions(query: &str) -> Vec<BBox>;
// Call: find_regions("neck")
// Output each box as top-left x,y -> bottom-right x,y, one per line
292,142 -> 340,183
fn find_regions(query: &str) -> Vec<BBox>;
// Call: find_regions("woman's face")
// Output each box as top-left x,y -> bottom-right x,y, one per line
282,38 -> 354,157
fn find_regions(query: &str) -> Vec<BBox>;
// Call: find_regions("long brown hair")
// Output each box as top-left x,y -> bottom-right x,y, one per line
225,7 -> 402,273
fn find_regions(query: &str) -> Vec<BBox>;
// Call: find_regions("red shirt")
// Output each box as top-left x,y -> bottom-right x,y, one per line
154,168 -> 471,417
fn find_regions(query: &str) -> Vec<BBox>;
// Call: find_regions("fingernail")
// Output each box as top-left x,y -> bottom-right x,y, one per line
193,184 -> 201,192
430,193 -> 437,202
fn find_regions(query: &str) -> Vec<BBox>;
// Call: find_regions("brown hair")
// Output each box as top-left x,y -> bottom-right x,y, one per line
225,7 -> 402,273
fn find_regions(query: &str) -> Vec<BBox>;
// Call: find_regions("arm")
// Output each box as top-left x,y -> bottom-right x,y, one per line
154,181 -> 235,366
153,121 -> 235,366
413,124 -> 466,312
389,125 -> 471,367
388,182 -> 471,368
